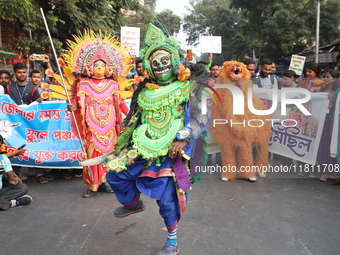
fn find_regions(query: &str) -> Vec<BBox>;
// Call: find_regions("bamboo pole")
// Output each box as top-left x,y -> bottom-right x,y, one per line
40,8 -> 87,159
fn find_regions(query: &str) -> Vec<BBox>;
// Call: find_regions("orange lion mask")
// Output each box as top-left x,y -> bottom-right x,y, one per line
210,61 -> 272,182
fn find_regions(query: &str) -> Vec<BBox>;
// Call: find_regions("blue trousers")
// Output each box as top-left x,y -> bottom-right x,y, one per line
106,158 -> 183,229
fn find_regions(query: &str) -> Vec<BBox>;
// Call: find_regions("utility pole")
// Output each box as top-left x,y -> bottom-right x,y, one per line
315,0 -> 321,63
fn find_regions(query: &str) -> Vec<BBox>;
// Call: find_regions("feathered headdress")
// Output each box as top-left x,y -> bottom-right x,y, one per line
62,28 -> 133,77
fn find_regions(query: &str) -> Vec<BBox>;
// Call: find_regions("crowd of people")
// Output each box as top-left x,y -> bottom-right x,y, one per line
243,55 -> 340,185
0,55 -> 82,184
0,54 -> 85,210
192,55 -> 340,185
1,52 -> 340,205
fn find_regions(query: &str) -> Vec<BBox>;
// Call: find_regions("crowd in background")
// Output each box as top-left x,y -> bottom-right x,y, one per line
1,51 -> 340,211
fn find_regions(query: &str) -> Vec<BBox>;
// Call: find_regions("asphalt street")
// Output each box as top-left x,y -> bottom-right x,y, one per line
1,157 -> 339,255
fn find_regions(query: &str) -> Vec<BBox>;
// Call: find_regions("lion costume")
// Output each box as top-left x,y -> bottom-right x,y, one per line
210,61 -> 272,181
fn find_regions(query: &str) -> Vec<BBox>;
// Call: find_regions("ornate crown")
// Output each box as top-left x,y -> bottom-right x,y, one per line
62,28 -> 133,77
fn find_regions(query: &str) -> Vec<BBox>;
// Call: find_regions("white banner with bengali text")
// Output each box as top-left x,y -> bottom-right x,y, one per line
255,88 -> 329,165
205,88 -> 329,165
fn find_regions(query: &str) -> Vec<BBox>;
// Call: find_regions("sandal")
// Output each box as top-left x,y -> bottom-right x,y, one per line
38,175 -> 49,184
98,185 -> 113,193
45,173 -> 57,181
319,174 -> 328,182
73,173 -> 82,178
61,172 -> 72,180
82,189 -> 94,198
332,179 -> 340,185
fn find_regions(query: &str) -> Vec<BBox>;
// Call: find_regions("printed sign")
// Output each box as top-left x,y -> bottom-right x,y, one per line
121,27 -> 141,57
289,55 -> 306,75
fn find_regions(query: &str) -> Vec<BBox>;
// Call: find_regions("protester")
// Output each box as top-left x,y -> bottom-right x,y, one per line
244,58 -> 256,78
320,69 -> 340,93
296,66 -> 326,177
244,59 -> 259,86
10,73 -> 16,83
134,57 -> 143,77
271,62 -> 283,86
318,70 -> 340,181
26,54 -> 53,72
254,59 -> 280,89
128,57 -> 143,90
5,63 -> 42,105
330,69 -> 340,184
0,70 -> 10,91
127,57 -> 143,78
29,70 -> 43,92
0,135 -> 32,211
335,53 -> 340,73
0,133 -> 26,157
282,70 -> 299,87
5,62 -> 48,182
300,62 -> 325,92
280,70 -> 299,167
209,63 -> 220,79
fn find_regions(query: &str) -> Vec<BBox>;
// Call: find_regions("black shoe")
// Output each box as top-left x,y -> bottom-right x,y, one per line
16,195 -> 32,206
114,200 -> 145,218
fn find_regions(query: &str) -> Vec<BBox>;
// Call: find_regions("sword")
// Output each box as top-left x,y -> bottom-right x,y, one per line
80,151 -> 116,166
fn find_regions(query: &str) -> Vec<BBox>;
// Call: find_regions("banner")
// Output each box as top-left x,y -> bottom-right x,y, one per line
205,87 -> 329,165
0,95 -> 82,168
255,88 -> 329,165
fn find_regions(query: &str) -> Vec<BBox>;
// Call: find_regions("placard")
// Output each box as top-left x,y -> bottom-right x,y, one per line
289,55 -> 306,75
199,36 -> 222,54
120,27 -> 140,57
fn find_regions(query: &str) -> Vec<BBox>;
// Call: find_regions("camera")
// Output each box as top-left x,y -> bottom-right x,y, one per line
34,54 -> 45,61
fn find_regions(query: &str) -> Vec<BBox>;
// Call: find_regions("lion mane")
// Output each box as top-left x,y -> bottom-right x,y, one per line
210,61 -> 272,180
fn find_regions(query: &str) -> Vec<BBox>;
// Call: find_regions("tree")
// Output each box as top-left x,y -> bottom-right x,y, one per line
124,5 -> 155,49
231,0 -> 340,59
124,7 -> 181,49
155,9 -> 181,37
182,0 -> 340,60
182,0 -> 250,60
0,0 -> 141,54
318,0 -> 340,46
